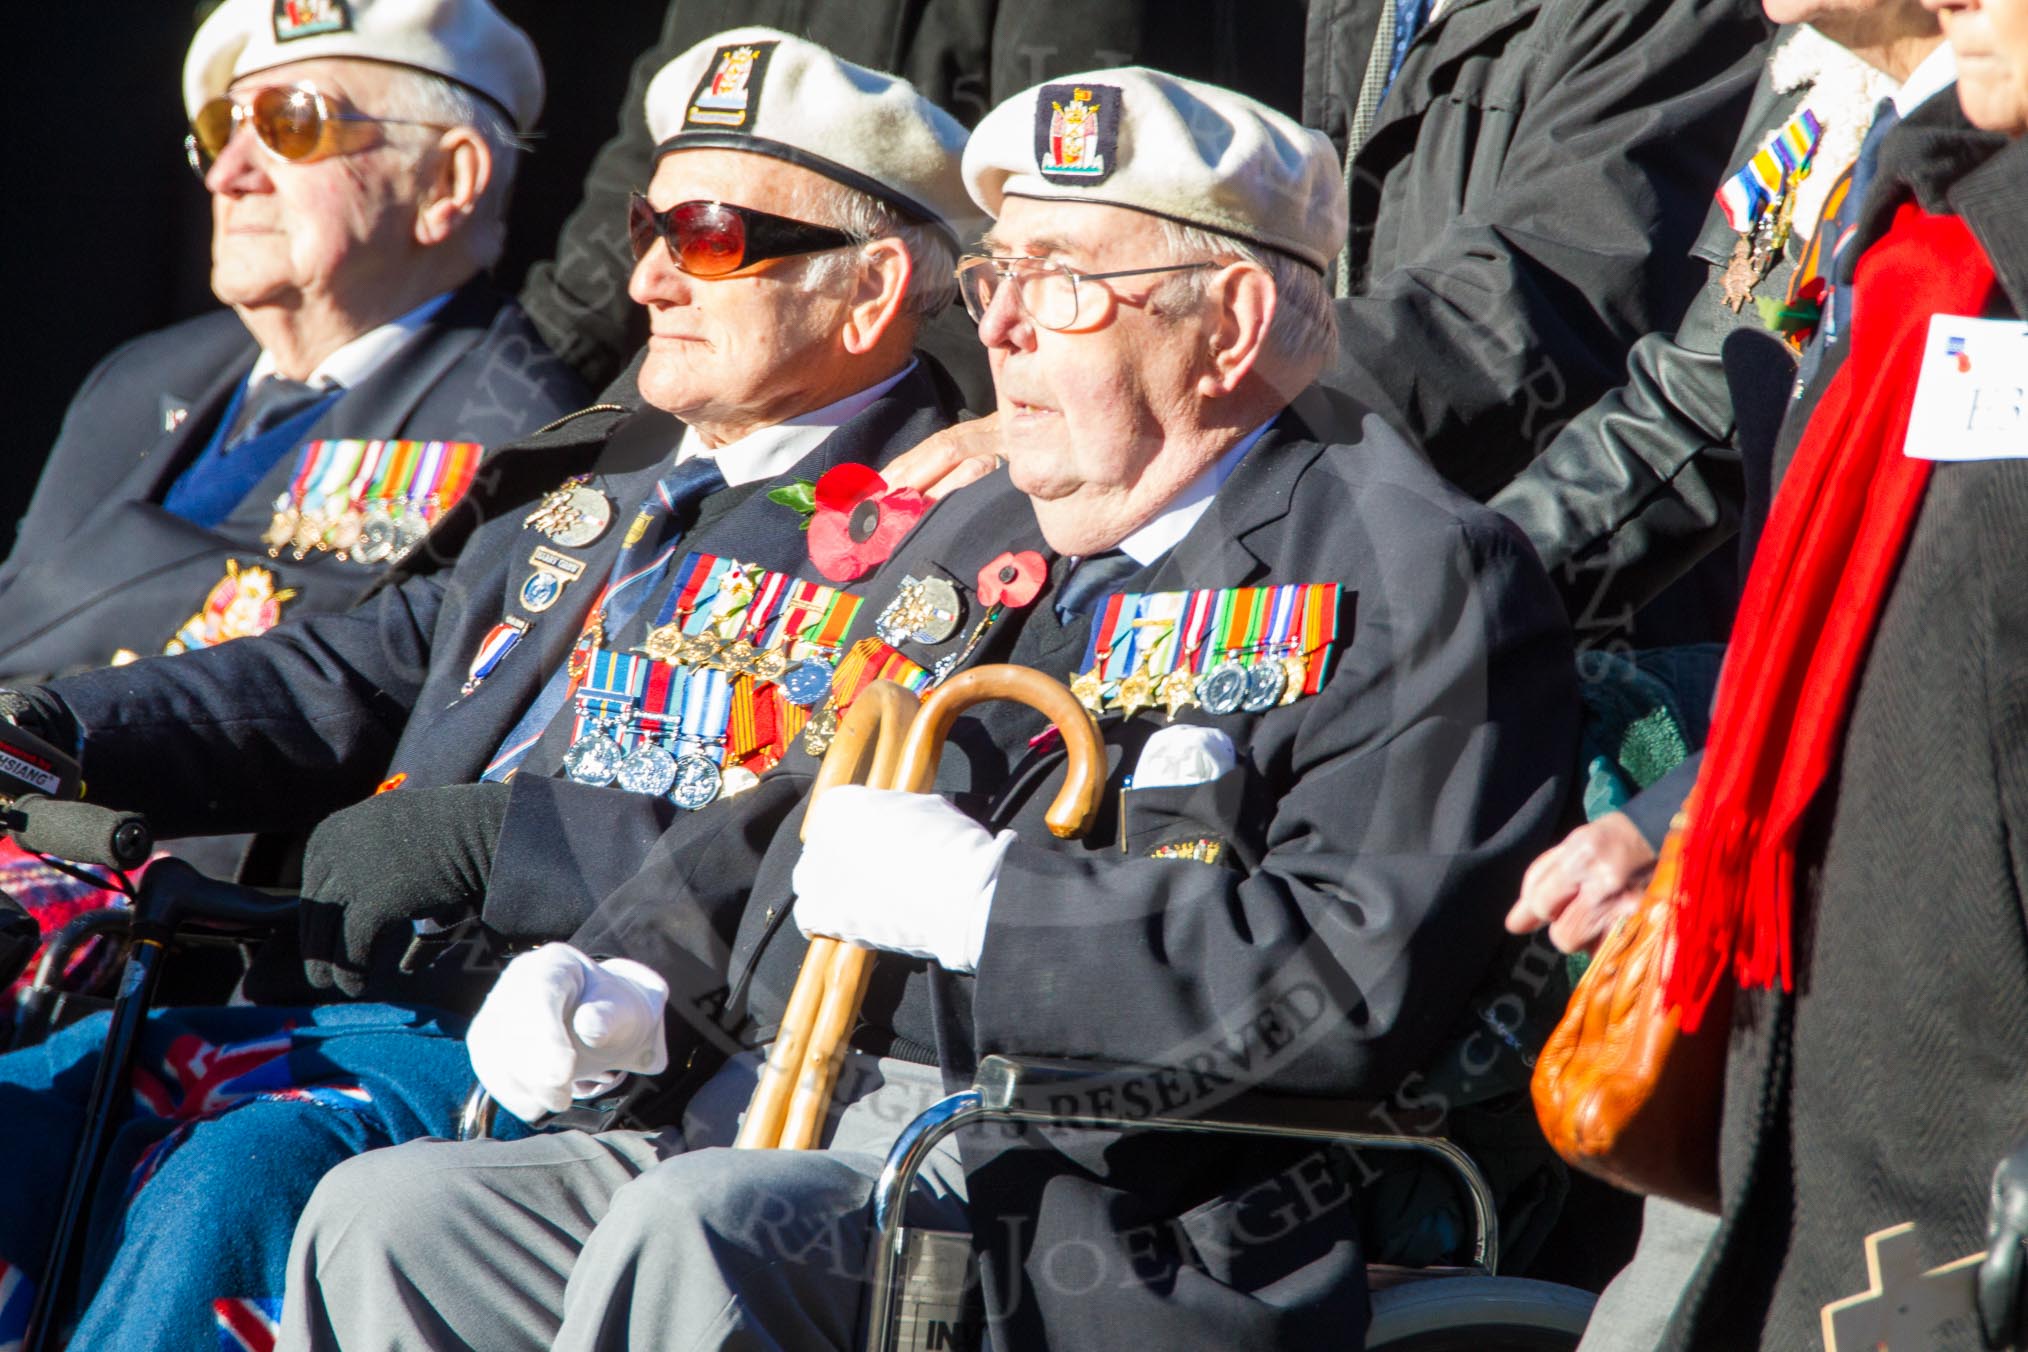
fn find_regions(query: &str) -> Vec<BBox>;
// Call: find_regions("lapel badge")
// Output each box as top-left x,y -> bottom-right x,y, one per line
520,546 -> 588,614
162,401 -> 190,433
876,574 -> 963,647
525,477 -> 614,548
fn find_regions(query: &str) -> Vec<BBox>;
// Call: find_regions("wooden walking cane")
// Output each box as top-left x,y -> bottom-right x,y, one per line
774,664 -> 1109,1151
735,680 -> 921,1150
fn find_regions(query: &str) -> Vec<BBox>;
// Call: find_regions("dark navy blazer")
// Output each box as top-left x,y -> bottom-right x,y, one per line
571,397 -> 1582,1349
0,282 -> 586,679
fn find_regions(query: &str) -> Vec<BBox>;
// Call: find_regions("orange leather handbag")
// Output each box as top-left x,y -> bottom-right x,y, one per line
1531,824 -> 1727,1214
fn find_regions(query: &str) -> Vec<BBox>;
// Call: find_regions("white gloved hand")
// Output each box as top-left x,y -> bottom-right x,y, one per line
466,943 -> 670,1123
793,786 -> 1013,974
1131,724 -> 1239,789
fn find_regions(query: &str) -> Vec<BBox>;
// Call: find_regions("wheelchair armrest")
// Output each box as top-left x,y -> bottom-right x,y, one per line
863,1057 -> 1505,1342
974,1053 -> 1411,1137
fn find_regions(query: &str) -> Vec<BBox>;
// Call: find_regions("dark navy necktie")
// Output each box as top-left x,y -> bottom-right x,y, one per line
483,455 -> 728,781
1053,550 -> 1140,624
226,376 -> 329,449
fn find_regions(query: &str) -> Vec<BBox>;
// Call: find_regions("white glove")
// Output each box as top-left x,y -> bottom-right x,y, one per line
1132,724 -> 1238,788
466,943 -> 670,1123
793,786 -> 1013,974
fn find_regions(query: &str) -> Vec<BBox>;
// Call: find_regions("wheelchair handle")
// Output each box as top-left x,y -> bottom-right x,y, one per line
131,857 -> 298,931
5,795 -> 152,871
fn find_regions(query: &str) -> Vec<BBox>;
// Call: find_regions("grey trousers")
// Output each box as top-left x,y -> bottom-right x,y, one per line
1573,1197 -> 1720,1352
276,1052 -> 970,1352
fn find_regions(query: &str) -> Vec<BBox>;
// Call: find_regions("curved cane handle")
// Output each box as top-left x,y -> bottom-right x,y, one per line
895,664 -> 1107,839
739,682 -> 919,1150
799,680 -> 919,841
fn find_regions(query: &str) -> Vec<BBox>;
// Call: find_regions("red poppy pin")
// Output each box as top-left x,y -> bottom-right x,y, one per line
805,463 -> 929,582
976,550 -> 1046,609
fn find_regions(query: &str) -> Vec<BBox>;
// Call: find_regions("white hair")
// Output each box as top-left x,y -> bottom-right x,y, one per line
373,70 -> 525,269
789,178 -> 959,327
1151,219 -> 1339,369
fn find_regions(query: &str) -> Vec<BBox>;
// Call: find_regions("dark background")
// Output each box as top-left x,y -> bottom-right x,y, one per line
10,1 -> 666,554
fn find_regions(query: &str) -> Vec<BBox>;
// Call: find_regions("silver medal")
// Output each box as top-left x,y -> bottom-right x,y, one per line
669,754 -> 723,810
550,486 -> 613,548
910,577 -> 963,644
1241,660 -> 1287,713
617,742 -> 678,797
354,512 -> 398,565
1196,662 -> 1249,716
719,766 -> 760,798
875,575 -> 964,648
390,511 -> 430,561
563,734 -> 625,786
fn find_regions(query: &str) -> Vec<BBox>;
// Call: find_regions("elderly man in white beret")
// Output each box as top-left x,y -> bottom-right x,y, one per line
0,0 -> 585,686
0,26 -> 976,1352
277,66 -> 1578,1352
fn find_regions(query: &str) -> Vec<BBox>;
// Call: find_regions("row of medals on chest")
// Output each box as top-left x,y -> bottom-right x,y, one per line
566,565 -> 992,807
1075,618 -> 1310,721
560,560 -> 843,811
873,574 -> 1312,723
264,493 -> 441,565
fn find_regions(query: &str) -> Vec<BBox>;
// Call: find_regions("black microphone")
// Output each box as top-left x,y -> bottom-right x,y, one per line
5,797 -> 152,872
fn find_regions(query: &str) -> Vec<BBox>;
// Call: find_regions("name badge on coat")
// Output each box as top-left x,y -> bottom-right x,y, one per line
1902,315 -> 2028,461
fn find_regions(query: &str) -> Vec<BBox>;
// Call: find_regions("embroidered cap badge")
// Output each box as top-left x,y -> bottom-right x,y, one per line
274,0 -> 352,41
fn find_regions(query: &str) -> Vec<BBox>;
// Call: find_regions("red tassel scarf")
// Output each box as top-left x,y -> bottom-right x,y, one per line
1665,204 -> 2001,1033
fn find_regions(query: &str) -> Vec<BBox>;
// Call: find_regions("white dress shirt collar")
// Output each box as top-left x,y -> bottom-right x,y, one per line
1111,415 -> 1280,567
247,290 -> 454,391
672,361 -> 915,488
1894,42 -> 1958,117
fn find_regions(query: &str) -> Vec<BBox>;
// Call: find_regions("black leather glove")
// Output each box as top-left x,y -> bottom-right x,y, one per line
0,687 -> 81,759
1983,1139 -> 2028,1350
299,781 -> 510,997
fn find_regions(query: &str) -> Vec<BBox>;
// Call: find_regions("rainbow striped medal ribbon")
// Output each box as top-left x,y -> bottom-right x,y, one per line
1717,107 -> 1826,311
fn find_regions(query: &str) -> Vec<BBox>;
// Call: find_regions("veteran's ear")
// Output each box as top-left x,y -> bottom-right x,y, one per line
839,237 -> 915,357
415,126 -> 494,250
1197,260 -> 1276,400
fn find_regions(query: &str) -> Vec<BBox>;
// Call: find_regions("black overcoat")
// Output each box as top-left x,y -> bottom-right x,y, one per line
1664,109 -> 2028,1352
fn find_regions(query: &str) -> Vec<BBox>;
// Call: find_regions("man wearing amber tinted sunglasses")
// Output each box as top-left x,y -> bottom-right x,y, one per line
0,0 -> 583,689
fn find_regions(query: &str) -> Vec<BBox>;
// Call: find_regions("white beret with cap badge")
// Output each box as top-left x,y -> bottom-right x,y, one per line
184,0 -> 544,131
962,68 -> 1348,273
644,28 -> 974,246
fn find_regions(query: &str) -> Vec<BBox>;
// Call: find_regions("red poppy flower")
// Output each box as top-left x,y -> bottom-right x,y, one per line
806,464 -> 929,582
976,550 -> 1047,609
